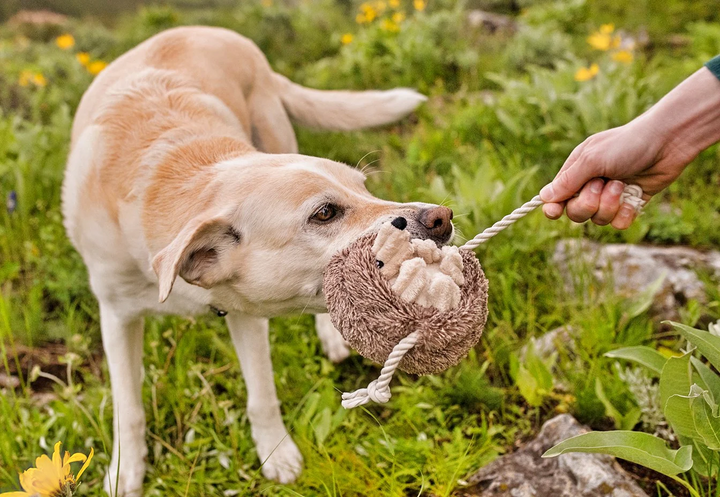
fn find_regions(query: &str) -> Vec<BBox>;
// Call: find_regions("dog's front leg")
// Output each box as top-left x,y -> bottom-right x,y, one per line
99,303 -> 147,497
226,313 -> 303,483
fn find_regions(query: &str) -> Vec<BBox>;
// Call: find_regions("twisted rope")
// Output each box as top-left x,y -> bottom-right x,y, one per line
341,184 -> 646,409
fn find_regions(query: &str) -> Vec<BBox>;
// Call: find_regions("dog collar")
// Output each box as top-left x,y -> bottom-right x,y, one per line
210,306 -> 227,317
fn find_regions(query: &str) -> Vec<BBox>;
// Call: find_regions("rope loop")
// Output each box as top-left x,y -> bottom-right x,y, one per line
341,184 -> 646,409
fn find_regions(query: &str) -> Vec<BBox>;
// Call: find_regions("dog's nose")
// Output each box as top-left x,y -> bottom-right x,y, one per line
418,206 -> 453,239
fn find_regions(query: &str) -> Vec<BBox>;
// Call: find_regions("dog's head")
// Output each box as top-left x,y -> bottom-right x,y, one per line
152,153 -> 453,316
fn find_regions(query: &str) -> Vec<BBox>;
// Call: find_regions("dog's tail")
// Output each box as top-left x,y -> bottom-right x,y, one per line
272,73 -> 427,131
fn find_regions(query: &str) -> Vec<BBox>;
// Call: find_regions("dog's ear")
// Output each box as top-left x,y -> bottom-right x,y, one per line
152,213 -> 239,302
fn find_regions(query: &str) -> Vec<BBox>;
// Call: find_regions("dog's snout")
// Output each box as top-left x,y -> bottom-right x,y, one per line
418,206 -> 453,239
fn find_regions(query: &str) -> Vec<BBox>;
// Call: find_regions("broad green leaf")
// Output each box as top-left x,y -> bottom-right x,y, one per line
688,384 -> 720,450
313,407 -> 332,446
669,321 -> 720,371
525,341 -> 554,392
678,435 -> 717,477
516,364 -> 542,407
542,431 -> 693,477
690,356 -> 720,404
605,346 -> 667,376
665,393 -> 699,439
659,353 -> 692,411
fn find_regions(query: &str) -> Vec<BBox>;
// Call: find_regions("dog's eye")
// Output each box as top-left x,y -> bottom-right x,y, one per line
311,204 -> 338,223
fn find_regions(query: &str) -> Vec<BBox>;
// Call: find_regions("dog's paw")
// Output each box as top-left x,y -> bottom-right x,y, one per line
104,460 -> 145,497
315,314 -> 351,363
258,436 -> 303,484
321,333 -> 351,363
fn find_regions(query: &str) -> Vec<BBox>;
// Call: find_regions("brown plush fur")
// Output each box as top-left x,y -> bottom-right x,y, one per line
323,233 -> 489,375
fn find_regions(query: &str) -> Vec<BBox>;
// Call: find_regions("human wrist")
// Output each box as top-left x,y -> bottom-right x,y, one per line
646,67 -> 720,165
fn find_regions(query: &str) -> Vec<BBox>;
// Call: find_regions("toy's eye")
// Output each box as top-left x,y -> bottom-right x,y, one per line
311,204 -> 339,223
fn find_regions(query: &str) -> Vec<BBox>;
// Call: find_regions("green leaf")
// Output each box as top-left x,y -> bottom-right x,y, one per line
313,407 -> 332,446
605,346 -> 667,376
669,321 -> 720,371
542,431 -> 693,477
678,435 -> 716,477
624,273 -> 666,319
516,364 -> 542,407
688,384 -> 720,450
690,356 -> 720,404
660,353 -> 694,438
525,341 -> 554,392
659,353 -> 692,412
595,378 -> 639,430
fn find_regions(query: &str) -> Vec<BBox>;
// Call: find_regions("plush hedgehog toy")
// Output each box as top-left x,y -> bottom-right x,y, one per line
324,217 -> 489,379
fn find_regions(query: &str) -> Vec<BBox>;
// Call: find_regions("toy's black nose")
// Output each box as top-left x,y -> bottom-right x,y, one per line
418,206 -> 453,239
391,217 -> 407,230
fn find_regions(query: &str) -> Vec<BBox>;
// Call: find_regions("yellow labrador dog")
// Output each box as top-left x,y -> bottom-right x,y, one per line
63,26 -> 453,495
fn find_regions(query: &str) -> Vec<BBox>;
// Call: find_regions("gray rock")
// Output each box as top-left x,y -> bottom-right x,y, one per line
467,10 -> 517,34
553,239 -> 720,320
463,414 -> 648,497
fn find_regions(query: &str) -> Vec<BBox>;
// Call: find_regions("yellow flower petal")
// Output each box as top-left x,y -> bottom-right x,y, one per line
87,60 -> 108,76
389,0 -> 400,7
574,63 -> 599,82
55,34 -> 75,50
341,33 -> 353,45
76,52 -> 90,66
392,12 -> 405,23
413,0 -> 426,11
32,73 -> 46,87
600,23 -> 614,34
611,49 -> 633,64
75,448 -> 94,481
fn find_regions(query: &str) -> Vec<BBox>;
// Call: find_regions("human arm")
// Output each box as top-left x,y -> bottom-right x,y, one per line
540,60 -> 720,229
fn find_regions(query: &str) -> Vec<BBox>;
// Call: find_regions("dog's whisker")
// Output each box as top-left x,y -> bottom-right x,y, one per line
356,150 -> 382,170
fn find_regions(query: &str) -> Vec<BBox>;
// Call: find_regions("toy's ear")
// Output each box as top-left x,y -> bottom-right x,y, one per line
152,212 -> 239,303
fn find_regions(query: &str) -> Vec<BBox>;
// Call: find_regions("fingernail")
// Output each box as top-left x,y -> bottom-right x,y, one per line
619,204 -> 634,218
540,184 -> 555,202
590,180 -> 603,194
609,181 -> 624,195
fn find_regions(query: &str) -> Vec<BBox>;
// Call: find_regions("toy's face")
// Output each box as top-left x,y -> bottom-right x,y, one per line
156,154 -> 455,316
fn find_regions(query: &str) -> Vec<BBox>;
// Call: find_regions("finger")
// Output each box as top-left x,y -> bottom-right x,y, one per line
565,179 -> 604,223
542,202 -> 565,220
591,180 -> 624,226
540,141 -> 596,203
610,203 -> 637,230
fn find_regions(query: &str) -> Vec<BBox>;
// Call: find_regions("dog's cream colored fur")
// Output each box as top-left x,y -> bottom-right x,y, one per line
63,26 -> 451,495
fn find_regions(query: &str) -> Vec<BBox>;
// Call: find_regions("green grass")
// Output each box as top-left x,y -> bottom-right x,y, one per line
1,0 -> 720,495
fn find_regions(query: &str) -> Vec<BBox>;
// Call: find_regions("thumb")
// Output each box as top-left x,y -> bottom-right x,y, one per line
540,163 -> 600,203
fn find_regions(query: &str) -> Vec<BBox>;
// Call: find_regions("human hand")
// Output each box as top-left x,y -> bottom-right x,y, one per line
540,117 -> 692,229
540,66 -> 720,229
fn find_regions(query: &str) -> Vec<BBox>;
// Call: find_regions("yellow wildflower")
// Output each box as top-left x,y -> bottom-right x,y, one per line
76,52 -> 90,66
360,3 -> 377,22
356,13 -> 368,23
0,442 -> 94,497
389,0 -> 400,7
375,1 -> 387,13
18,70 -> 32,87
87,60 -> 108,76
612,49 -> 633,64
574,63 -> 599,82
55,34 -> 75,50
32,73 -> 47,87
341,33 -> 354,45
392,12 -> 405,23
587,25 -> 621,51
18,71 -> 46,87
261,0 -> 273,6
381,18 -> 400,32
413,0 -> 426,11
